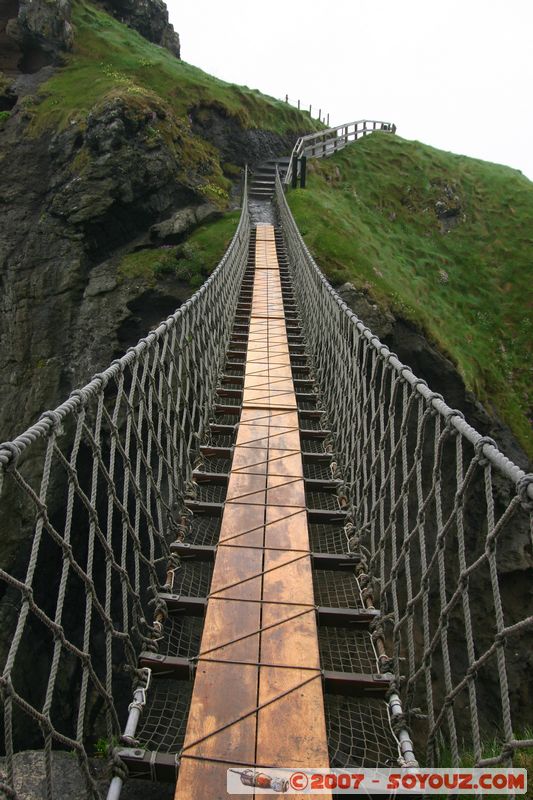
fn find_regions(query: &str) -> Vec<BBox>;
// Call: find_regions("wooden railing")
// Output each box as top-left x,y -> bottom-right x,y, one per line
285,119 -> 396,187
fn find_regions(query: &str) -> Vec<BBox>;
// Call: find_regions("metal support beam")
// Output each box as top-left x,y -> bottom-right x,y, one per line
138,652 -> 389,698
317,606 -> 380,626
158,593 -> 207,616
139,652 -> 191,679
171,542 -> 362,571
184,499 -> 347,523
322,671 -> 389,697
158,593 -> 377,629
191,471 -> 342,492
116,749 -> 178,783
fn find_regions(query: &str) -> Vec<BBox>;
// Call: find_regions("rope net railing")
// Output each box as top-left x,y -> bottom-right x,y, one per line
0,174 -> 250,799
274,172 -> 533,769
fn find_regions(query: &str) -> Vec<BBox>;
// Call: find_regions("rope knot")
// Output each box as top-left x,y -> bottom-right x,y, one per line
111,749 -> 129,781
516,473 -> 533,511
458,571 -> 469,592
148,594 -> 168,622
378,655 -> 395,673
110,358 -> 125,374
494,630 -> 508,646
91,370 -> 112,391
445,408 -> 465,435
20,582 -> 34,604
69,387 -> 91,407
185,480 -> 197,500
0,442 -> 22,485
474,436 -> 498,466
427,390 -> 444,414
38,410 -> 64,436
389,712 -> 410,737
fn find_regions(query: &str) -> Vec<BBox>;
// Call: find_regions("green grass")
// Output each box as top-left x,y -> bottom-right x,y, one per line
118,210 -> 240,288
29,0 -> 322,137
288,133 -> 533,456
436,729 -> 533,799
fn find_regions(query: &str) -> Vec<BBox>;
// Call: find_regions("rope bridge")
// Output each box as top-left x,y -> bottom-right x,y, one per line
0,134 -> 531,798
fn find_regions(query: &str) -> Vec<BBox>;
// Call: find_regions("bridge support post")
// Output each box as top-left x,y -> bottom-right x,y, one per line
291,155 -> 298,189
300,156 -> 307,189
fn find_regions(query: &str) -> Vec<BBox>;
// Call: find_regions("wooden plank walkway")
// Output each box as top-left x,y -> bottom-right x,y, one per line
175,225 -> 330,799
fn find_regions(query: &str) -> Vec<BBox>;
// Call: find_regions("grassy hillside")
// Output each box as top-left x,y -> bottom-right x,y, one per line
288,133 -> 533,455
118,210 -> 240,287
27,0 -> 321,138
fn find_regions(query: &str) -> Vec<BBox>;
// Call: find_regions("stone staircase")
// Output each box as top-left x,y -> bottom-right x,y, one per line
248,157 -> 291,198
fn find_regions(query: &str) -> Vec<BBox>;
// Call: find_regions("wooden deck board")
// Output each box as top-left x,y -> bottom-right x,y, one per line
175,224 -> 330,799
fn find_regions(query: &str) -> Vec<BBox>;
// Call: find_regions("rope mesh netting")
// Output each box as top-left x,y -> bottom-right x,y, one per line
158,616 -> 204,661
135,680 -> 191,754
326,695 -> 401,768
0,178 -> 250,799
275,171 -> 533,768
318,627 -> 377,675
308,521 -> 351,553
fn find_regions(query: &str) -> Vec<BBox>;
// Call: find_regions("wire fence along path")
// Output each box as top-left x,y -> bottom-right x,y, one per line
0,126 -> 531,799
0,174 -> 250,799
274,168 -> 533,769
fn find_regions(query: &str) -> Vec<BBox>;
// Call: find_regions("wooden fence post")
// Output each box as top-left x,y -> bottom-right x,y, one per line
300,156 -> 307,189
291,155 -> 298,189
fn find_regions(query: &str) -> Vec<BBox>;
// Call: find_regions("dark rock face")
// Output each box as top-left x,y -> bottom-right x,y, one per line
101,0 -> 180,57
0,96 -> 198,443
190,103 -> 296,167
1,0 -> 179,80
432,181 -> 464,233
337,283 -> 395,340
0,0 -> 23,76
4,0 -> 73,74
0,750 -> 174,799
150,201 -> 220,242
0,70 -> 17,109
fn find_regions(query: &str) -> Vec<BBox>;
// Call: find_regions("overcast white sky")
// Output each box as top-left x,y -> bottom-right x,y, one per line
166,0 -> 533,180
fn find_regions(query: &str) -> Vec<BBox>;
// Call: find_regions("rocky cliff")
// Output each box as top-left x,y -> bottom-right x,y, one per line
0,0 -> 316,444
1,0 -> 179,78
100,0 -> 180,57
